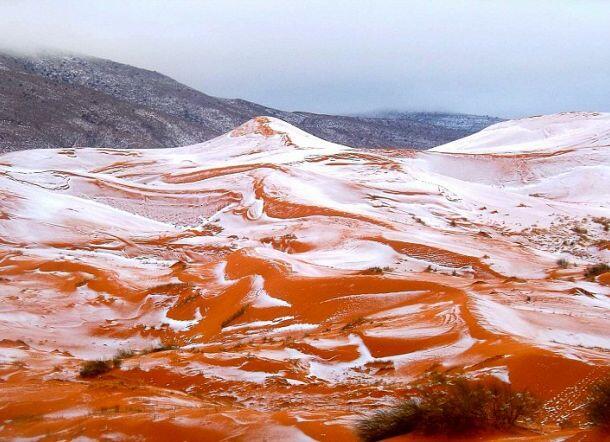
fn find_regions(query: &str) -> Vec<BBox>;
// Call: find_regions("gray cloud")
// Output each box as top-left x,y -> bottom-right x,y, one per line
2,0 -> 609,118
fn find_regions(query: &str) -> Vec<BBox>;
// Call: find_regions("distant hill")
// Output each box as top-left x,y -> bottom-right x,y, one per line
0,51 -> 502,153
365,110 -> 503,133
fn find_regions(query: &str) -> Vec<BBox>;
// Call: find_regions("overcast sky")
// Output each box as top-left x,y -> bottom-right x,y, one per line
2,0 -> 609,118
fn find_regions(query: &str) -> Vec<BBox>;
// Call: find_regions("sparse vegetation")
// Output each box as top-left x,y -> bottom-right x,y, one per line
341,316 -> 367,331
118,345 -> 177,359
113,348 -> 135,361
557,258 -> 570,269
413,216 -> 426,226
363,266 -> 391,275
572,225 -> 588,235
221,304 -> 249,328
143,344 -> 177,354
80,345 -> 178,378
584,263 -> 610,280
592,217 -> 610,232
356,372 -> 537,441
587,377 -> 610,430
79,360 -> 115,378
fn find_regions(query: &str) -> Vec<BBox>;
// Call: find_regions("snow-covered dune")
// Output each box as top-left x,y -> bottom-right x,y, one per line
431,111 -> 610,154
0,114 -> 609,440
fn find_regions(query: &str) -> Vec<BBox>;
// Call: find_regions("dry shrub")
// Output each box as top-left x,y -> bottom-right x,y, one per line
357,401 -> 421,441
356,373 -> 537,441
79,360 -> 114,378
143,344 -> 177,354
113,349 -> 135,361
80,345 -> 178,379
584,263 -> 610,279
363,267 -> 390,275
592,217 -> 610,232
572,225 -> 588,235
341,317 -> 367,331
587,377 -> 610,430
221,304 -> 248,328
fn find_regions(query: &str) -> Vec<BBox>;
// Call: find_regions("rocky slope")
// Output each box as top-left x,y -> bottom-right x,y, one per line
0,51 -> 500,153
0,112 -> 608,440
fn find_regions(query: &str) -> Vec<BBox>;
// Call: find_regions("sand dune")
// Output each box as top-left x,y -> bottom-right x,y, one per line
0,114 -> 608,440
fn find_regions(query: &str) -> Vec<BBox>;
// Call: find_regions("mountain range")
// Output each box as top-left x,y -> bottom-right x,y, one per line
0,51 -> 502,153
